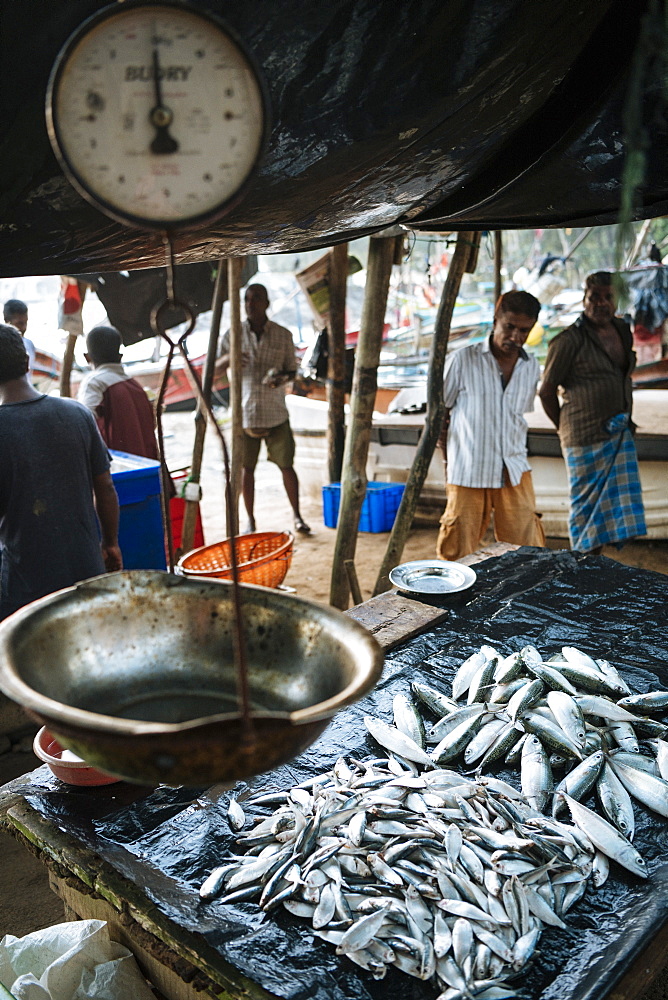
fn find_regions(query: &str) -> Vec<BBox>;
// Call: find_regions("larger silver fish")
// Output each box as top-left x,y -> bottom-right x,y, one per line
553,751 -> 604,816
608,758 -> 668,819
393,693 -> 426,749
596,761 -> 635,840
561,794 -> 648,879
364,716 -> 434,767
520,735 -> 553,813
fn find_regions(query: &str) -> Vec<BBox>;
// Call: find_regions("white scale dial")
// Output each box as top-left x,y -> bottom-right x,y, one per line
46,1 -> 266,229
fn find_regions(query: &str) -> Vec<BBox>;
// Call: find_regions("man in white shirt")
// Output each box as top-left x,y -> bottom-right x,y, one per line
216,283 -> 310,535
436,290 -> 546,560
3,299 -> 35,376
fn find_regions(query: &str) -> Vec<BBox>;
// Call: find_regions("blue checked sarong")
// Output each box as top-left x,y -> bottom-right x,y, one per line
564,413 -> 646,553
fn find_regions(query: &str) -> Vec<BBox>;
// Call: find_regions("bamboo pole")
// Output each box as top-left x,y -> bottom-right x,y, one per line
373,232 -> 479,596
327,243 -> 348,483
180,258 -> 227,555
329,235 -> 396,609
493,231 -> 503,302
227,257 -> 245,537
59,333 -> 78,397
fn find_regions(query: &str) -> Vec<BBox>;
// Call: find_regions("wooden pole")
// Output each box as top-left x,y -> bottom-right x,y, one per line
227,257 -> 245,537
59,333 -> 78,397
180,258 -> 227,555
329,235 -> 396,609
344,559 -> 363,607
493,231 -> 503,302
327,243 -> 348,483
373,232 -> 479,596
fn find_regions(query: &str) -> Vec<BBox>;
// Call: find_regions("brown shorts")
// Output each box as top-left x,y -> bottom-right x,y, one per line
242,420 -> 295,470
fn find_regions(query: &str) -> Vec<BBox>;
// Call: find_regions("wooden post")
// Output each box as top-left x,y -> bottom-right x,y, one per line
373,232 -> 479,596
329,235 -> 396,609
494,231 -> 503,302
327,243 -> 348,483
180,258 -> 227,554
59,333 -> 78,397
227,257 -> 245,537
344,559 -> 363,607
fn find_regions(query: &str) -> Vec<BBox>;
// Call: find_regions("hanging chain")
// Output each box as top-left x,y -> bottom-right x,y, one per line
151,233 -> 253,740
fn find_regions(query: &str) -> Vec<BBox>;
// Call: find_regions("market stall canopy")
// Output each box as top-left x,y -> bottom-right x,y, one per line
0,0 -> 664,275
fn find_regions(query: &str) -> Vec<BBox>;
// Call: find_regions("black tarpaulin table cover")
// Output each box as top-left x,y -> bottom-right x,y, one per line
15,548 -> 668,1000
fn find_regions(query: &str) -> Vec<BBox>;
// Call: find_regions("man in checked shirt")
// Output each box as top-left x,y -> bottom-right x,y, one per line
216,283 -> 311,535
539,272 -> 645,553
436,290 -> 546,560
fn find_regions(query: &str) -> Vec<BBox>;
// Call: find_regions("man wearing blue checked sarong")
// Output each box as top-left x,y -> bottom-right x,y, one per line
539,272 -> 646,554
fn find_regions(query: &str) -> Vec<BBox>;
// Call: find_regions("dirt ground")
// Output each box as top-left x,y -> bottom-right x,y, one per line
1,411 -> 667,991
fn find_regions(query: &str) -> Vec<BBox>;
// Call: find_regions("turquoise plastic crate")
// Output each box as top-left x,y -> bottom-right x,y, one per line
322,482 -> 405,532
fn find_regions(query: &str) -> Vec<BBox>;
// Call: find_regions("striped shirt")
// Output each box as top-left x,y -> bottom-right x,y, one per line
443,337 -> 540,488
218,319 -> 297,429
541,314 -> 635,448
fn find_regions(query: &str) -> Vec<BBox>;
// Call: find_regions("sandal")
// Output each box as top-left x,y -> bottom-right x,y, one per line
294,517 -> 311,535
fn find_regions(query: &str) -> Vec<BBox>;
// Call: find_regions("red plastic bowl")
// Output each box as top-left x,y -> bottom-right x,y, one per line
33,727 -> 121,786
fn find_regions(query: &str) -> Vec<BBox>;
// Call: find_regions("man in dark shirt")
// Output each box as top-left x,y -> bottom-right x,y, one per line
0,324 -> 122,620
539,272 -> 646,553
78,325 -> 158,459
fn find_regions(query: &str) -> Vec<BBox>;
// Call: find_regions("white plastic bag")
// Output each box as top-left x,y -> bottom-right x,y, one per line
0,919 -> 155,1000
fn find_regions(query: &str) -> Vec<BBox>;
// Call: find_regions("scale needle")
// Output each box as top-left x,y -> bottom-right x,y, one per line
149,48 -> 179,155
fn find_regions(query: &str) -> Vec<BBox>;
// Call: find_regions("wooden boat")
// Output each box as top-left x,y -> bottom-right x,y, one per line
32,347 -> 230,411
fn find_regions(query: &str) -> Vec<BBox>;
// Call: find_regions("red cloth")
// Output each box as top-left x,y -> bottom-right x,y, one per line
95,377 -> 158,459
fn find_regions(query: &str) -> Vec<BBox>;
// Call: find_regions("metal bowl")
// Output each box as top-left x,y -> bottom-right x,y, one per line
0,571 -> 383,786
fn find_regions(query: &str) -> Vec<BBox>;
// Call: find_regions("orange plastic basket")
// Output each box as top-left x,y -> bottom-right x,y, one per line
176,531 -> 294,589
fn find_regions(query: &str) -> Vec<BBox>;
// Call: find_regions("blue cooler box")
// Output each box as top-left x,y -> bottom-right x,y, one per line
110,451 -> 166,570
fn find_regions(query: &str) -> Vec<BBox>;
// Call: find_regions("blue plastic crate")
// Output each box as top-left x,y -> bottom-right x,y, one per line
110,451 -> 166,570
322,482 -> 405,532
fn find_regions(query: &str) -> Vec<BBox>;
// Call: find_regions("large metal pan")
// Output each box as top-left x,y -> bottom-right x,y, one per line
0,571 -> 383,786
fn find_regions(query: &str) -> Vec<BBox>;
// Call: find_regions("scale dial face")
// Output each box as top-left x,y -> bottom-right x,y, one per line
46,1 -> 267,229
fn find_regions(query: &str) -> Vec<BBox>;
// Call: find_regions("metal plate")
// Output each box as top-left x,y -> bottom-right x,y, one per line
389,559 -> 477,595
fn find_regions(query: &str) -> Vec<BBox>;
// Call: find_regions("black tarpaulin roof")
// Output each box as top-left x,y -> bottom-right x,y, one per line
0,0 -> 663,275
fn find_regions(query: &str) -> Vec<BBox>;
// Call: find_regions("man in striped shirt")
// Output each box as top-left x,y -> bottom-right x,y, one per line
539,272 -> 646,553
216,283 -> 310,535
436,290 -> 546,560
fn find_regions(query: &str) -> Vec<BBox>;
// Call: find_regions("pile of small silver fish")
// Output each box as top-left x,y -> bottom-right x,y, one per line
200,749 -> 601,998
405,643 -> 668,878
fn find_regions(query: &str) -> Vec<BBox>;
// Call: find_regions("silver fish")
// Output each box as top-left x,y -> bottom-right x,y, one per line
313,882 -> 337,929
364,716 -> 434,767
393,693 -> 426,748
520,734 -> 553,813
609,757 -> 668,819
553,751 -> 604,815
546,691 -> 586,749
411,681 -> 459,718
452,650 -> 489,701
656,739 -> 668,780
575,695 -> 643,723
591,851 -> 610,888
507,679 -> 545,722
336,904 -> 390,953
227,797 -> 246,832
518,712 -> 583,760
561,794 -> 648,878
199,863 -> 236,900
617,691 -> 668,712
